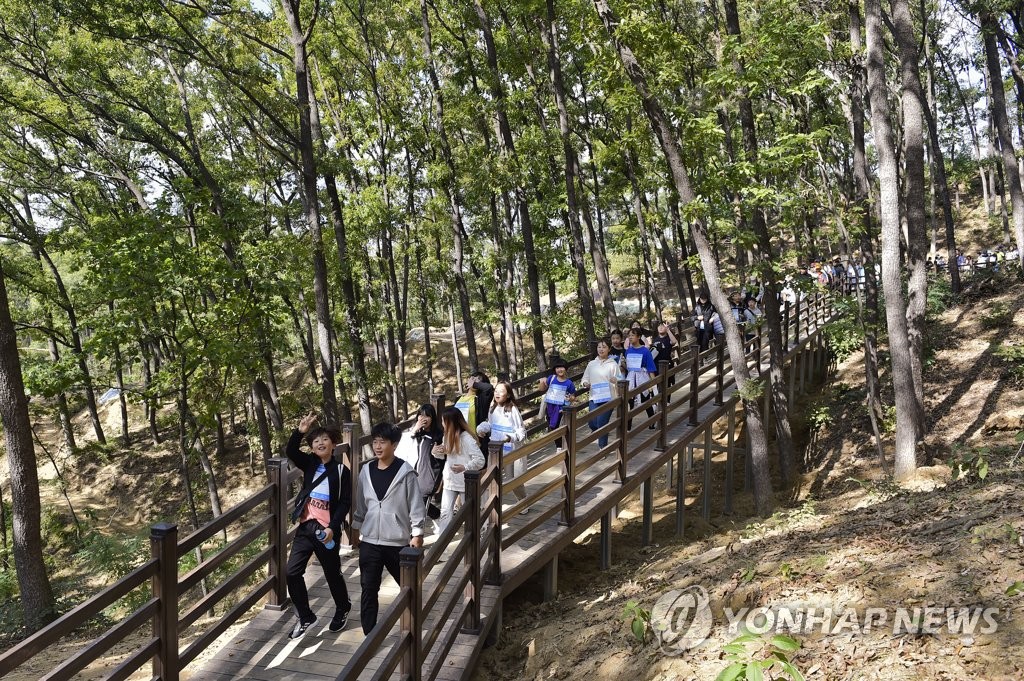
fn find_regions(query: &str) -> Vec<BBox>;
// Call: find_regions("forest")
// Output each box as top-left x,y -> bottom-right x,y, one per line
0,0 -> 1023,669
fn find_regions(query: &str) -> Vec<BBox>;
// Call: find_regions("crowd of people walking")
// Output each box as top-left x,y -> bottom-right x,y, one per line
280,245 -> 1021,641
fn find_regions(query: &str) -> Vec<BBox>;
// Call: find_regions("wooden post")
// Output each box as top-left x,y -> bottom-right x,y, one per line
702,423 -> 713,521
462,470 -> 482,633
793,297 -> 801,345
675,449 -> 686,538
542,556 -> 559,602
641,478 -> 654,547
788,349 -> 797,405
600,510 -> 612,570
341,422 -> 360,547
617,377 -> 630,481
562,403 -> 581,526
400,547 -> 423,681
714,342 -> 725,406
151,522 -> 179,681
486,442 -> 503,585
725,404 -> 735,515
743,413 -> 753,493
783,300 -> 791,349
799,341 -> 808,394
688,344 -> 700,425
266,458 -> 290,609
430,392 -> 446,418
656,359 -> 669,451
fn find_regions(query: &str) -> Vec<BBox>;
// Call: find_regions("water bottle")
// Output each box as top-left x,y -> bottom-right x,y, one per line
315,526 -> 336,550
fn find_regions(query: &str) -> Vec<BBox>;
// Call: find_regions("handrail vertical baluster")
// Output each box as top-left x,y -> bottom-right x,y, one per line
399,547 -> 423,681
617,377 -> 630,481
151,522 -> 179,681
562,403 -> 580,525
266,458 -> 290,609
486,442 -> 503,585
462,470 -> 482,633
341,422 -> 360,547
656,359 -> 669,451
688,344 -> 700,426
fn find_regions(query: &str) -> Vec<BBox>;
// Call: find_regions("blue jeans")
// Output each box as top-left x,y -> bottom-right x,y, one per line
589,400 -> 612,448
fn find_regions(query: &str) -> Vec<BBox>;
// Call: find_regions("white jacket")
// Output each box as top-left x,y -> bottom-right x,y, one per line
434,431 -> 485,493
581,356 -> 623,402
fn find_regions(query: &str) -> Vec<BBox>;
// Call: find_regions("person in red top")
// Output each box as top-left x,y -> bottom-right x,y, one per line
285,413 -> 353,639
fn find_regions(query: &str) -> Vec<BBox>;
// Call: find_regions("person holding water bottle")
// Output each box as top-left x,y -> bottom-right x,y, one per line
285,413 -> 353,639
581,338 -> 623,448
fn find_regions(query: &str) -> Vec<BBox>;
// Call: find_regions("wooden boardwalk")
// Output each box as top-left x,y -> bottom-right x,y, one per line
193,296 -> 836,681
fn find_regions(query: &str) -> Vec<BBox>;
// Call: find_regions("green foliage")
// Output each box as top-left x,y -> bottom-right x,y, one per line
738,378 -> 766,402
980,303 -> 1013,330
880,405 -> 897,435
622,600 -> 652,643
1007,581 -> 1024,597
806,404 -> 832,431
993,342 -> 1024,387
925,275 -> 955,317
949,447 -> 990,483
717,633 -> 805,681
821,295 -> 862,362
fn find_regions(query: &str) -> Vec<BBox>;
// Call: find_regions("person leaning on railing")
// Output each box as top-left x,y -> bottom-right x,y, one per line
285,414 -> 353,640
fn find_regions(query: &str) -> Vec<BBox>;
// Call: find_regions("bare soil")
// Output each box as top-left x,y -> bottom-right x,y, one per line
473,273 -> 1024,681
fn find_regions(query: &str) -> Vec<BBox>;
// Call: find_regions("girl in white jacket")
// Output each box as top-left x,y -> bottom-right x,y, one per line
481,381 -> 529,510
432,406 -> 485,532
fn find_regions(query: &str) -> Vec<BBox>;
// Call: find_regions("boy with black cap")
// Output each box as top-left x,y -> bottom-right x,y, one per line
286,413 -> 353,639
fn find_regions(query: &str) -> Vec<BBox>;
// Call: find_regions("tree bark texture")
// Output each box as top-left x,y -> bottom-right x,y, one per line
982,12 -> 1024,268
865,0 -> 919,479
0,260 -> 56,631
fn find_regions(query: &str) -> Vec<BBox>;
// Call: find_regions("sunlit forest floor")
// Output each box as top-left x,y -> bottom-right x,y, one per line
474,270 -> 1024,681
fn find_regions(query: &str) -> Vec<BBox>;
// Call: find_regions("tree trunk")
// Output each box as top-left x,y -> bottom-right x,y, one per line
540,0 -> 596,341
923,28 -> 961,292
593,0 -> 773,515
866,0 -> 919,479
723,0 -> 796,482
0,260 -> 57,631
982,11 -> 1024,267
251,382 -> 273,463
890,0 -> 928,432
848,0 -> 883,411
279,0 -> 339,421
472,0 -> 546,370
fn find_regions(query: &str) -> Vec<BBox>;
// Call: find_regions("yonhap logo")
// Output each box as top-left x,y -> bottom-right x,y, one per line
651,585 -> 713,653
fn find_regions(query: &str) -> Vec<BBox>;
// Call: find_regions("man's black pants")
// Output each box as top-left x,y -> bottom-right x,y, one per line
359,542 -> 403,634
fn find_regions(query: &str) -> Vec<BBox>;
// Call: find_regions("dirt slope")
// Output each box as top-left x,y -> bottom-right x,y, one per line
475,273 -> 1024,681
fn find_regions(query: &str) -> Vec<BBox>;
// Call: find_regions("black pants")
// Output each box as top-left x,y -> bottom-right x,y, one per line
696,327 -> 713,352
359,542 -> 403,634
286,521 -> 350,622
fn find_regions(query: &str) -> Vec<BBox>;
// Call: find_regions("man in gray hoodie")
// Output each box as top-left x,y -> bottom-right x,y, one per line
351,422 -> 426,634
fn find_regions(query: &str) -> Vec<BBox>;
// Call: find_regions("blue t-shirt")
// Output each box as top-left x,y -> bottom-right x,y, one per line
544,375 -> 576,406
624,346 -> 657,375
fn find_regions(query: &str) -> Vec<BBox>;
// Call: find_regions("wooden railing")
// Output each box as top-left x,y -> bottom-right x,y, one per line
0,291 -> 839,681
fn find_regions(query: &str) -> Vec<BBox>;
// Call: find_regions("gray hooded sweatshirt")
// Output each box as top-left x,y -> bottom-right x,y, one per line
352,459 -> 426,547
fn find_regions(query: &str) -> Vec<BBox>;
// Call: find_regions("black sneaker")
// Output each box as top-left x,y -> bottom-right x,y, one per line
329,607 -> 351,632
289,615 -> 317,639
